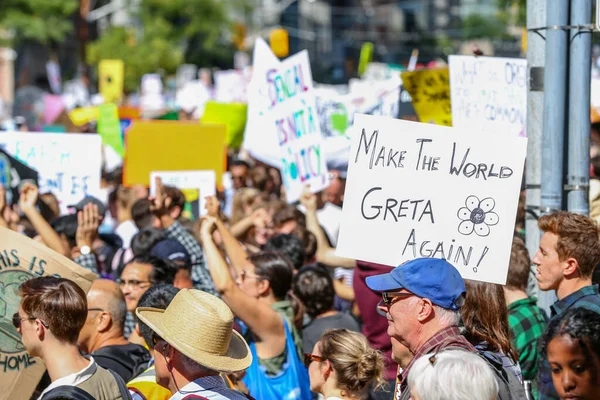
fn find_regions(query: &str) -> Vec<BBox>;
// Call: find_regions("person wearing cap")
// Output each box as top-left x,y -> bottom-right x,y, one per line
367,258 -> 474,400
136,289 -> 252,400
150,239 -> 194,289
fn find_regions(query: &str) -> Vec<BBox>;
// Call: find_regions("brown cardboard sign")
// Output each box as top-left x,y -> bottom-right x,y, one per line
0,227 -> 97,400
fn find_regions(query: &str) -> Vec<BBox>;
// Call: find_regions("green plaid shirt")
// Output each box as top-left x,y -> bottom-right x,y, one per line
508,297 -> 547,381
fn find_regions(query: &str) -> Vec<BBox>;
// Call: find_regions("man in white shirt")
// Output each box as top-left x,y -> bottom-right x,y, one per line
15,276 -> 127,399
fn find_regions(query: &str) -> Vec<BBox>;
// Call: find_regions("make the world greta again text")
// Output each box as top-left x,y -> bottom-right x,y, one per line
354,129 -> 514,179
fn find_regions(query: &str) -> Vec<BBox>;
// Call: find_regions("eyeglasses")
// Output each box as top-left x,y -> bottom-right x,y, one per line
116,279 -> 152,289
88,308 -> 104,313
12,313 -> 49,329
304,354 -> 324,368
239,270 -> 266,282
381,291 -> 414,307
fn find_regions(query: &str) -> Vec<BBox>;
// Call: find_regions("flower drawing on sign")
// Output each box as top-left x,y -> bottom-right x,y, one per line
457,195 -> 499,237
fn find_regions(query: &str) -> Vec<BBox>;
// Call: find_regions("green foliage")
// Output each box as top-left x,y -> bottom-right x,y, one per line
0,0 -> 78,45
87,0 -> 249,92
497,0 -> 526,27
461,13 -> 507,40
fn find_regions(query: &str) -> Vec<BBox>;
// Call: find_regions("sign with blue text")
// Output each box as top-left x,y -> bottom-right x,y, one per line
449,55 -> 527,137
336,114 -> 527,284
0,132 -> 102,213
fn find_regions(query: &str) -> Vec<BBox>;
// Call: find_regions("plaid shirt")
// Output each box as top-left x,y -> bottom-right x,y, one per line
396,326 -> 476,400
508,296 -> 547,382
165,221 -> 217,295
75,254 -> 99,275
538,285 -> 600,399
124,311 -> 136,339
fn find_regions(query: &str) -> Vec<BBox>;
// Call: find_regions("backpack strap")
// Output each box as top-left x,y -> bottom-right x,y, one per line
41,386 -> 96,400
108,369 -> 134,400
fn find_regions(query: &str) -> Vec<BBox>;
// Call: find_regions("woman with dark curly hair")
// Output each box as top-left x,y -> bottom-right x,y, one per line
541,307 -> 600,400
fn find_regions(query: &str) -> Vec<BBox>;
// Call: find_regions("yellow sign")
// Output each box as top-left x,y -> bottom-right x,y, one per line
124,121 -> 227,187
270,28 -> 289,58
99,59 -> 124,104
401,68 -> 452,126
68,106 -> 100,126
201,101 -> 247,149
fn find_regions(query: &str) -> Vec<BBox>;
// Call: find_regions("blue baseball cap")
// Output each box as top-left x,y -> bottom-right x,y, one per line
366,258 -> 466,311
150,239 -> 191,266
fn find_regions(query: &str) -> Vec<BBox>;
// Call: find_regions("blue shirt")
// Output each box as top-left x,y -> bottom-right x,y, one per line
538,285 -> 600,399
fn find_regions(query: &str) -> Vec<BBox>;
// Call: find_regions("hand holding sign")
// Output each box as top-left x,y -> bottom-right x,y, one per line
199,216 -> 218,244
76,204 -> 99,248
149,177 -> 173,217
299,185 -> 317,212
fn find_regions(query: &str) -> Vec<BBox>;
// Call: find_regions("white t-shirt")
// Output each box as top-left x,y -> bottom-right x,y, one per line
38,357 -> 96,399
115,219 -> 138,249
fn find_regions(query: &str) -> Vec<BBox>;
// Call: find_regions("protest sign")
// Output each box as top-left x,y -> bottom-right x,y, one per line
124,121 -> 226,187
0,227 -> 97,400
214,69 -> 251,103
449,55 -> 527,137
0,148 -> 39,205
400,68 -> 451,126
245,38 -> 328,203
150,171 -> 216,218
201,102 -> 248,149
97,104 -> 124,156
0,132 -> 102,213
336,114 -> 527,284
99,59 -> 124,104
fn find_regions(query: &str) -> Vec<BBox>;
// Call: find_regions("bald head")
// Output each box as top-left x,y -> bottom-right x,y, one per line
88,279 -> 127,331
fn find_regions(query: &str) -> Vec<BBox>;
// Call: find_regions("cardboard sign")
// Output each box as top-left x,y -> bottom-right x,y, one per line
124,122 -> 226,187
99,59 -> 124,104
336,114 -> 527,284
449,56 -> 527,137
150,171 -> 216,218
97,104 -> 124,156
201,102 -> 248,149
0,132 -> 102,213
246,38 -> 328,203
400,68 -> 452,126
0,227 -> 97,400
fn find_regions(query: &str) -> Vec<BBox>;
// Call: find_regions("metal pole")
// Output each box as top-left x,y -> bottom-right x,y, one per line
525,0 -> 546,303
567,0 -> 593,215
538,0 -> 570,311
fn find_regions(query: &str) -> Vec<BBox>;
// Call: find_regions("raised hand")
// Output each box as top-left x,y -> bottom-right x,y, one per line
19,182 -> 39,214
76,203 -> 99,247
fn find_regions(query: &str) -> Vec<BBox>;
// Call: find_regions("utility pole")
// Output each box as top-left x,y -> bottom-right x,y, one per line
567,0 -> 593,215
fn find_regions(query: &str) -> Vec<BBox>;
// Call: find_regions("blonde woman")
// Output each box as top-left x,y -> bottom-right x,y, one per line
306,329 -> 385,400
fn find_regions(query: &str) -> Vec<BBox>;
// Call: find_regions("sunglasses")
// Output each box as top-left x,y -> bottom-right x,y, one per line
381,291 -> 413,307
12,313 -> 49,329
304,353 -> 324,368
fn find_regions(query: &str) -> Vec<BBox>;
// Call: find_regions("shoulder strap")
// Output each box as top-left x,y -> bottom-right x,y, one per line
41,386 -> 96,400
108,369 -> 134,400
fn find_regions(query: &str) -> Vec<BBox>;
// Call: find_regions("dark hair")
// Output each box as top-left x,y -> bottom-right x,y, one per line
230,159 -> 250,170
295,227 -> 317,263
136,285 -> 180,347
538,211 -> 600,278
591,155 -> 600,178
506,236 -> 531,292
19,276 -> 87,344
132,198 -> 153,230
249,251 -> 294,300
126,255 -> 176,285
51,214 -> 78,248
264,234 -> 305,271
273,206 -> 306,228
462,280 -> 519,362
293,266 -> 334,318
131,228 -> 166,257
541,307 -> 600,361
163,185 -> 186,211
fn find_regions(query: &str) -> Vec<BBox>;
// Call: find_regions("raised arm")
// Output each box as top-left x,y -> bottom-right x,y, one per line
20,183 -> 70,257
200,218 -> 285,356
299,187 -> 356,269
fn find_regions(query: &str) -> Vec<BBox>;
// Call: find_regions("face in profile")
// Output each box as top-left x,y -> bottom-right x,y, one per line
547,334 -> 600,400
533,232 -> 565,292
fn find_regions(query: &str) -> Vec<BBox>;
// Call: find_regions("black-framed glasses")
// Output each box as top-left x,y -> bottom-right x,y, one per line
304,353 -> 324,368
239,270 -> 266,282
12,312 -> 49,329
381,291 -> 414,307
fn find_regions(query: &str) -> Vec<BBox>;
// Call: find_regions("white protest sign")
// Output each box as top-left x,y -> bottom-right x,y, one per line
449,55 -> 527,137
150,171 -> 216,217
245,38 -> 328,203
0,132 -> 102,213
336,114 -> 527,284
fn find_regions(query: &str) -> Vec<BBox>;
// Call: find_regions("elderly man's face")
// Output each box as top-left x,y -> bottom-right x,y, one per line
378,290 -> 420,351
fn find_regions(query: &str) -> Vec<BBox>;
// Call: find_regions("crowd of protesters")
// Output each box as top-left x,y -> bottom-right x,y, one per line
6,154 -> 600,400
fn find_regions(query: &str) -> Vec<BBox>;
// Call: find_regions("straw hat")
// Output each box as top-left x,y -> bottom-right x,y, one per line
136,289 -> 252,373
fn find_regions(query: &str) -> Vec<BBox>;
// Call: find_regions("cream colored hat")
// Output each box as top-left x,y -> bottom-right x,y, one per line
136,289 -> 252,373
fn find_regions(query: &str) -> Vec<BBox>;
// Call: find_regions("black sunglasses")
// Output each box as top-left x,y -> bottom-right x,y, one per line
304,353 -> 324,368
12,312 -> 49,329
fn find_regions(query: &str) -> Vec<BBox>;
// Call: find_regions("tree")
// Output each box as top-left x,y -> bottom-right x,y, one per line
87,0 -> 249,92
497,0 -> 526,27
461,13 -> 507,40
0,0 -> 78,46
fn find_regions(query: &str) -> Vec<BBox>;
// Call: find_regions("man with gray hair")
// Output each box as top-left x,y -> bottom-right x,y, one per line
78,279 -> 151,382
367,258 -> 474,400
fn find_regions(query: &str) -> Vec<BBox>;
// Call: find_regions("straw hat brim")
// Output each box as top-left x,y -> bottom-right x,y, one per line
136,307 -> 252,373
